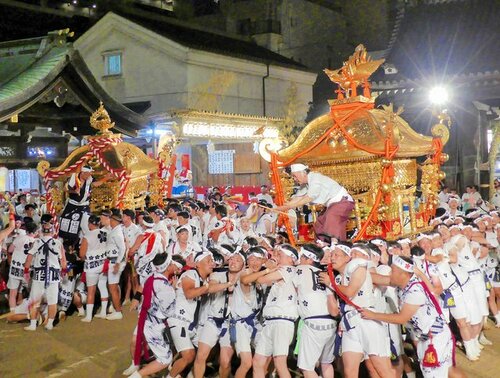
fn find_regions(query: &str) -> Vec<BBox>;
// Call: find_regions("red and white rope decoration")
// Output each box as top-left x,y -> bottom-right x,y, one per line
42,136 -> 131,234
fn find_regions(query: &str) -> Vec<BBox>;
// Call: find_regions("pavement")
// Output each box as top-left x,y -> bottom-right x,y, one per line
0,307 -> 137,378
0,306 -> 499,378
455,319 -> 500,378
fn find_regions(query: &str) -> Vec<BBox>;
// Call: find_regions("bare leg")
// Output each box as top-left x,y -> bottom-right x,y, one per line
235,351 -> 253,378
8,287 -> 18,311
456,318 -> 472,341
219,346 -> 234,378
169,349 -> 195,378
138,360 -> 168,377
6,313 -> 28,323
47,304 -> 56,321
193,342 -> 211,378
365,359 -> 381,378
341,352 -> 363,378
369,355 -> 395,378
108,283 -> 122,312
320,363 -> 334,378
273,355 -> 290,378
252,354 -> 271,378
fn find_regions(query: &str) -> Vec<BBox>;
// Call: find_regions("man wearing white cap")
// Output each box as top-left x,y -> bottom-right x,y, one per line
277,163 -> 354,241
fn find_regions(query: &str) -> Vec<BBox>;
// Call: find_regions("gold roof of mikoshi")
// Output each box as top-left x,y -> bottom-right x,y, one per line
277,105 -> 436,165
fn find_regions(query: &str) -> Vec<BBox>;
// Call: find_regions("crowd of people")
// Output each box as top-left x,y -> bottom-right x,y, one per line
0,165 -> 499,378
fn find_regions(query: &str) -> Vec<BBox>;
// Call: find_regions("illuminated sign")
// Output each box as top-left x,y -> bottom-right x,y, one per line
183,122 -> 279,139
27,146 -> 57,158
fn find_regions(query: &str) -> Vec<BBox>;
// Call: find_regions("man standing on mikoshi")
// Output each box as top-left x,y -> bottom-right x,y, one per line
276,163 -> 354,241
59,165 -> 108,242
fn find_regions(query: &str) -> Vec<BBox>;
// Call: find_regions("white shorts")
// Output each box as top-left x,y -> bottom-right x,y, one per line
234,319 -> 262,355
107,263 -> 125,285
168,317 -> 198,352
463,276 -> 488,325
416,327 -> 453,378
255,319 -> 295,357
298,320 -> 336,371
7,276 -> 24,290
30,281 -> 59,306
86,272 -> 106,287
198,318 -> 231,348
447,284 -> 468,321
342,317 -> 391,357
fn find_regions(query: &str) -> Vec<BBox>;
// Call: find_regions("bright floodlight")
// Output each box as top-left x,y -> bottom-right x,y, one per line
429,86 -> 449,105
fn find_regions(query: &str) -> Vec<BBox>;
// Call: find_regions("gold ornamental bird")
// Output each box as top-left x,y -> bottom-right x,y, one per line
324,45 -> 384,94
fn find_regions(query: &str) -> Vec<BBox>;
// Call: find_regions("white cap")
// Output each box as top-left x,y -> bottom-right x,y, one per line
290,163 -> 308,173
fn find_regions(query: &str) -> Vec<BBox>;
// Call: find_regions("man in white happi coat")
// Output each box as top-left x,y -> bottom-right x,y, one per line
294,243 -> 339,378
193,250 -> 245,378
362,256 -> 456,378
167,251 -> 214,378
7,222 -> 37,312
24,219 -> 67,331
128,253 -> 183,378
252,244 -> 299,378
105,209 -> 126,320
167,225 -> 202,267
232,246 -> 269,378
324,243 -> 393,378
79,214 -> 109,322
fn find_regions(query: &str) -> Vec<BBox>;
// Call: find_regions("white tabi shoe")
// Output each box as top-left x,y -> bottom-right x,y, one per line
122,362 -> 139,376
106,312 -> 123,320
479,332 -> 493,346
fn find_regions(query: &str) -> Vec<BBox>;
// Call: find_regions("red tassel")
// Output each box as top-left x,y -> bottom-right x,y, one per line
422,342 -> 439,367
102,259 -> 109,274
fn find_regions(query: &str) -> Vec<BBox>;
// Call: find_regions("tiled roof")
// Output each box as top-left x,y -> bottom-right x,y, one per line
0,35 -> 147,135
372,0 -> 500,84
117,12 -> 310,71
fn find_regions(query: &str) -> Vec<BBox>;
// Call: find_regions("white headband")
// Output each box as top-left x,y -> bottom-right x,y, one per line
231,251 -> 246,262
392,256 -> 414,272
248,250 -> 266,258
290,163 -> 308,173
220,245 -> 234,256
350,246 -> 371,258
299,247 -> 320,262
176,225 -> 190,233
143,219 -> 154,228
172,260 -> 184,270
416,234 -> 431,242
278,245 -> 298,261
154,254 -> 172,273
195,252 -> 212,263
398,238 -> 411,245
81,166 -> 94,172
371,239 -> 387,248
335,244 -> 351,256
